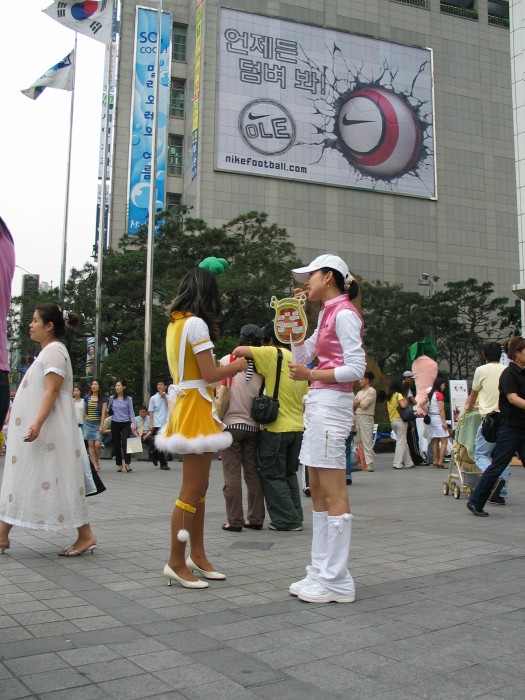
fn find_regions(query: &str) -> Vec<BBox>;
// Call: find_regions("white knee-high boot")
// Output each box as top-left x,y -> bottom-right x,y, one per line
298,513 -> 355,603
289,510 -> 327,596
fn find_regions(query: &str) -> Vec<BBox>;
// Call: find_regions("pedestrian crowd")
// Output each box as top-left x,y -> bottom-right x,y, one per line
1,224 -> 524,604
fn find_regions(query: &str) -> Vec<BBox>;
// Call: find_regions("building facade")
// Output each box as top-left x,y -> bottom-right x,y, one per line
108,0 -> 517,297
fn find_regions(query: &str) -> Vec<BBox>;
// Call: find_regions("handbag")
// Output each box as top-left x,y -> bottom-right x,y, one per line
215,384 -> 231,420
126,436 -> 143,454
251,348 -> 283,424
107,397 -> 113,417
398,398 -> 415,422
423,414 -> 431,425
481,411 -> 501,443
215,355 -> 235,420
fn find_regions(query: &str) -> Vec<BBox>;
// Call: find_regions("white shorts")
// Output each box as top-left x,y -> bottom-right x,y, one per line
299,400 -> 353,469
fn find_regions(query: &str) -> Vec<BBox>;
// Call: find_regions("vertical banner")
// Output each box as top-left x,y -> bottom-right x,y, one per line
127,7 -> 172,235
449,380 -> 468,430
95,1 -> 119,253
191,0 -> 203,180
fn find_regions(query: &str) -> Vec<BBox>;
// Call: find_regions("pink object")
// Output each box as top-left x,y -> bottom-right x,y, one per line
412,355 -> 438,412
312,296 -> 362,394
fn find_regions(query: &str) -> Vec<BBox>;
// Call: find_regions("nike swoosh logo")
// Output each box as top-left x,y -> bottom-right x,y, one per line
248,112 -> 270,120
341,116 -> 374,126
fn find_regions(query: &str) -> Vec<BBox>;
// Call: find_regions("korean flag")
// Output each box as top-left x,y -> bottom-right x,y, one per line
43,1 -> 114,45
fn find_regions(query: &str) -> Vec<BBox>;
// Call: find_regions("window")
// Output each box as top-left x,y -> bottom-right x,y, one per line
170,79 -> 185,118
440,1 -> 478,20
391,0 -> 429,8
166,193 -> 181,210
172,25 -> 187,62
168,135 -> 183,176
488,0 -> 509,27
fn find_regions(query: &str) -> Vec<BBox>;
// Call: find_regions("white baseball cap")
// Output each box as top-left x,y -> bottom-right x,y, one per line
403,371 -> 414,378
292,254 -> 349,283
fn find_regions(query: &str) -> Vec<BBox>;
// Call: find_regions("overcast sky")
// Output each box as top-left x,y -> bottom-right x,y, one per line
0,1 -> 105,296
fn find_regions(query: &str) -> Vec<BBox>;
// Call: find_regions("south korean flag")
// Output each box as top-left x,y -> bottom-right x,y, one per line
43,1 -> 114,45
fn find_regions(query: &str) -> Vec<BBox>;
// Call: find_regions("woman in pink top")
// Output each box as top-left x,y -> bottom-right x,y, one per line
288,255 -> 366,604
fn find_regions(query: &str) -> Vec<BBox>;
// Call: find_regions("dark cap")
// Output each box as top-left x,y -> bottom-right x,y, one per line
239,324 -> 263,345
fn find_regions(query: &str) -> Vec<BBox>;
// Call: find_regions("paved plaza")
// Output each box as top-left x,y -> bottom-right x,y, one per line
1,452 -> 524,699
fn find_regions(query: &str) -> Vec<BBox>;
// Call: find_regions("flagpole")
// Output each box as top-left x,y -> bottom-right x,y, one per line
94,0 -> 116,379
59,33 -> 77,302
142,0 -> 163,404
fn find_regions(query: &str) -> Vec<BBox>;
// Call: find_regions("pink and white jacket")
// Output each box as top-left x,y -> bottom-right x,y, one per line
295,294 -> 366,399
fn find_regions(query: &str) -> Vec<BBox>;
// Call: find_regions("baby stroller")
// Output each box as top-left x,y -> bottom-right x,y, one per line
442,409 -> 483,499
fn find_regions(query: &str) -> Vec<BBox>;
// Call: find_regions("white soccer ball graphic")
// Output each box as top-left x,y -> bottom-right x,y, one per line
336,87 -> 422,177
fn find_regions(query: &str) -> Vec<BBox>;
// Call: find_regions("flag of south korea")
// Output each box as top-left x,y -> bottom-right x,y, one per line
43,1 -> 113,45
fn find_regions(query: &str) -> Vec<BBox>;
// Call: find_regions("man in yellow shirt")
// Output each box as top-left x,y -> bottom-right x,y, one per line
234,323 -> 308,531
464,342 -> 509,504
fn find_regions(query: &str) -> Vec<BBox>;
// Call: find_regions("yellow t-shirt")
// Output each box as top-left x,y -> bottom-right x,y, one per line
472,362 -> 505,417
250,346 -> 308,433
387,392 -> 404,422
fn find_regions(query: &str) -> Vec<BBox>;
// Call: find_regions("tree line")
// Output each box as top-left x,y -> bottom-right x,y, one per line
8,208 -> 520,398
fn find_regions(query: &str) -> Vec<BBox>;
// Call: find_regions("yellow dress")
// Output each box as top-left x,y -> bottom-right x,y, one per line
155,312 -> 233,455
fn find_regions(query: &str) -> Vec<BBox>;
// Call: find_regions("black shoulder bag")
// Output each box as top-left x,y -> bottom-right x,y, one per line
251,349 -> 283,424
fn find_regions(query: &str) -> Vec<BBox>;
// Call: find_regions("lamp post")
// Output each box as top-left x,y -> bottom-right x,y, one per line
418,273 -> 439,340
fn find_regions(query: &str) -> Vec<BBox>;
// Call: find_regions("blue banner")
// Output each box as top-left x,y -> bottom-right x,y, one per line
127,7 -> 171,234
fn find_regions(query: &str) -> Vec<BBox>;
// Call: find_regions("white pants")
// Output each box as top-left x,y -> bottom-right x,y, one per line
391,418 -> 414,469
355,414 -> 374,467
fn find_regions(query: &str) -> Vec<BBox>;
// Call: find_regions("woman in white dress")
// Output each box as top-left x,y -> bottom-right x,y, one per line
0,304 -> 97,556
421,376 -> 449,468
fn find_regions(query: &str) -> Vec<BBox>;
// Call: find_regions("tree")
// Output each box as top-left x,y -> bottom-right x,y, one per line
9,208 -> 302,400
360,281 -> 430,375
432,279 -> 513,378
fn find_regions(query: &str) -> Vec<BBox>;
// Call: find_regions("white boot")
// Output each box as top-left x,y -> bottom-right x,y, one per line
298,513 -> 355,603
289,510 -> 327,596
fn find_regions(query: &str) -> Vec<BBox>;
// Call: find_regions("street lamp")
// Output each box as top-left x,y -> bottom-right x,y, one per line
418,273 -> 440,341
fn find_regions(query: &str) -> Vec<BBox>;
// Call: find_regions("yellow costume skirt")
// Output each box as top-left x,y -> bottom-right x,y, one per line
155,385 -> 233,455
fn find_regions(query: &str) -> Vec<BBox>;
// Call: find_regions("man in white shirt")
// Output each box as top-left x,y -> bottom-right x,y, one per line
148,380 -> 169,470
464,342 -> 509,504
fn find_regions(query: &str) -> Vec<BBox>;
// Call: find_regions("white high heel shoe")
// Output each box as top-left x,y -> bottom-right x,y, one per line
186,556 -> 226,580
163,564 -> 209,589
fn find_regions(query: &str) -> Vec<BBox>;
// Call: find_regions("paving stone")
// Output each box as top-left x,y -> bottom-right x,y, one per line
192,648 -> 288,687
98,673 -> 173,699
0,677 -> 33,700
4,652 -> 70,676
20,668 -> 92,694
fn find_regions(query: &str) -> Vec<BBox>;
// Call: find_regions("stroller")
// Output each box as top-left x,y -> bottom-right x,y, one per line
442,409 -> 483,499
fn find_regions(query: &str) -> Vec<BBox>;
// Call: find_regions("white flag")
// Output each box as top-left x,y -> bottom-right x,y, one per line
22,50 -> 75,100
43,1 -> 113,45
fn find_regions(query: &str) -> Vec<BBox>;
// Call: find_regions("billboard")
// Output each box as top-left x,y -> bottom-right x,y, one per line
216,9 -> 436,199
127,6 -> 172,234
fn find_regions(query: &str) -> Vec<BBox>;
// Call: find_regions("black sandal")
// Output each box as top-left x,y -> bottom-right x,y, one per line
222,524 -> 242,532
244,523 -> 263,530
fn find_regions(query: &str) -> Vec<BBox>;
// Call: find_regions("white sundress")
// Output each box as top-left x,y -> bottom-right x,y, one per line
0,341 -> 90,531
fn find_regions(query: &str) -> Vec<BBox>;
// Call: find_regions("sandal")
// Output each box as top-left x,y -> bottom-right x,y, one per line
117,466 -> 123,472
244,523 -> 263,530
125,465 -> 132,472
222,524 -> 242,532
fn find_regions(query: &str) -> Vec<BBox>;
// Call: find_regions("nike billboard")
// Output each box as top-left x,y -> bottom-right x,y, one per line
215,9 -> 436,199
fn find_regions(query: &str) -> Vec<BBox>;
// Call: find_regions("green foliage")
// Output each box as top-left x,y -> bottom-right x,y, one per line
9,208 -> 302,401
360,281 -> 430,374
362,278 -> 516,381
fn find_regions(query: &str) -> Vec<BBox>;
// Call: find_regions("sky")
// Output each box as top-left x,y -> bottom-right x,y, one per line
0,1 -> 106,296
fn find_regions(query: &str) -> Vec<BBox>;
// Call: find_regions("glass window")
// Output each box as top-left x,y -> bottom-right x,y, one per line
172,25 -> 187,62
170,79 -> 185,118
166,193 -> 181,210
168,135 -> 183,177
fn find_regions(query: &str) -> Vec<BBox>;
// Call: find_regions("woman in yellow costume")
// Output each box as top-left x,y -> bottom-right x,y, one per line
156,263 -> 247,589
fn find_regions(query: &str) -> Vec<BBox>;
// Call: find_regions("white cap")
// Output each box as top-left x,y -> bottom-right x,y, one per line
403,371 -> 414,378
292,254 -> 349,283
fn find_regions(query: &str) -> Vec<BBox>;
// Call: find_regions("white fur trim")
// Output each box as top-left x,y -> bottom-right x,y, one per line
155,430 -> 233,455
